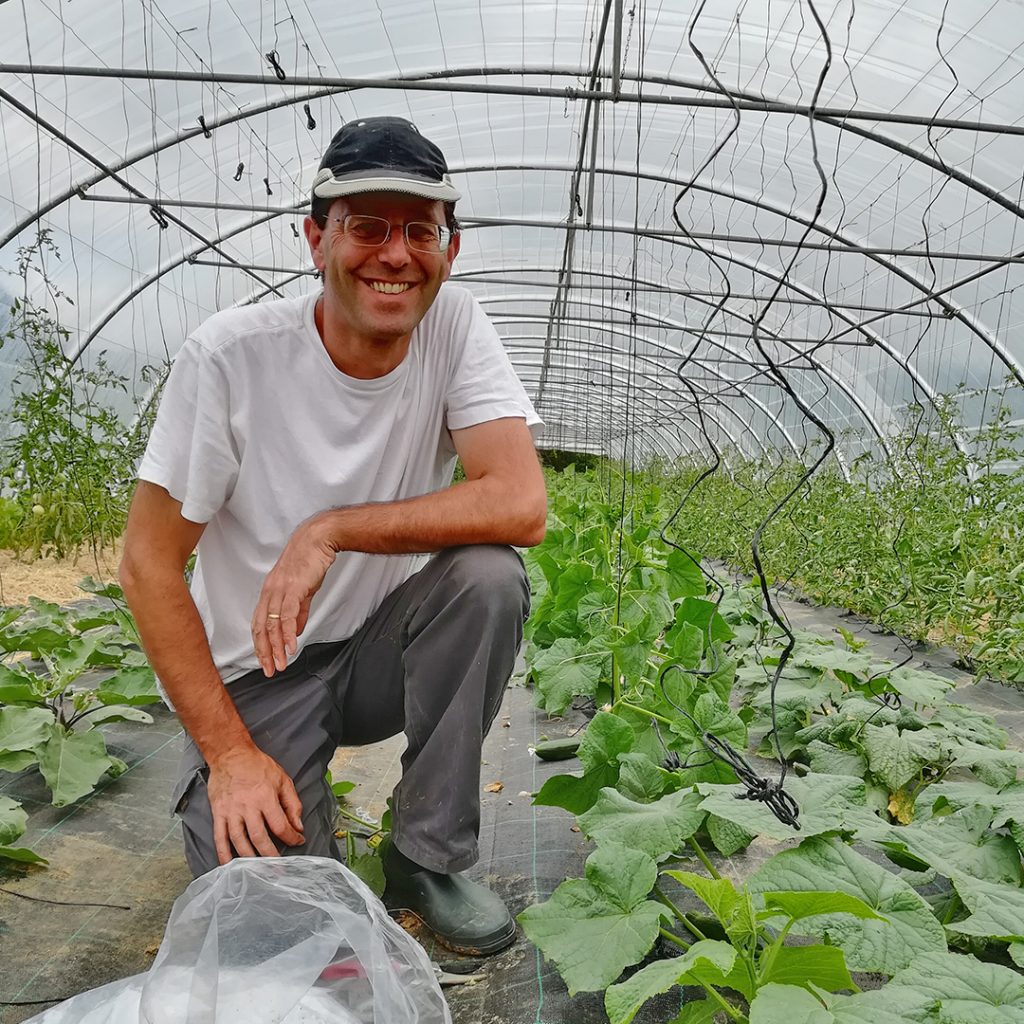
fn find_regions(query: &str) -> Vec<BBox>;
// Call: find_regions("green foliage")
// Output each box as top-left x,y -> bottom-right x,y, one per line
517,462 -> 1024,1021
659,397 -> 1024,682
0,578 -> 157,861
0,232 -> 168,557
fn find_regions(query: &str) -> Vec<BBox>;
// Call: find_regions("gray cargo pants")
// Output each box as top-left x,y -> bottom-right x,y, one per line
171,544 -> 530,877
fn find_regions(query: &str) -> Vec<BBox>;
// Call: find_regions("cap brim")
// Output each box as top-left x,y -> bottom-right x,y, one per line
312,171 -> 460,203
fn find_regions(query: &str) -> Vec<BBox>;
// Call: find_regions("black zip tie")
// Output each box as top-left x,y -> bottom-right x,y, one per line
149,205 -> 168,229
197,115 -> 212,139
263,177 -> 273,196
265,49 -> 286,81
234,162 -> 244,181
659,664 -> 800,829
304,103 -> 316,130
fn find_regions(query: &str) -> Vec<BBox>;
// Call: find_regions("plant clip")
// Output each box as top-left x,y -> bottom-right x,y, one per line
291,223 -> 300,238
149,205 -> 169,230
574,192 -> 584,217
197,115 -> 212,139
264,178 -> 273,196
234,162 -> 244,181
703,733 -> 801,829
265,49 -> 287,81
304,103 -> 316,130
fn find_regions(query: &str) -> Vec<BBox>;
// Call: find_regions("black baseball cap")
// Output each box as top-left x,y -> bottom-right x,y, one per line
311,117 -> 460,203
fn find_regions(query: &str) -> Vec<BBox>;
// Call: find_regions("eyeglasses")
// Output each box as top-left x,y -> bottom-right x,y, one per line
329,214 -> 454,254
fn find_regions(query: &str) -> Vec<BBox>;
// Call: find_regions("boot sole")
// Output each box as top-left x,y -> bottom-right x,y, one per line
387,905 -> 517,957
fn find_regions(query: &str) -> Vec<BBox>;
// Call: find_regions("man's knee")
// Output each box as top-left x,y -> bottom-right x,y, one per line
431,544 -> 529,619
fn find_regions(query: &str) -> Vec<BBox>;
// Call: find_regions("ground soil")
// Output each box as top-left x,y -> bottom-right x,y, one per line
0,541 -> 121,605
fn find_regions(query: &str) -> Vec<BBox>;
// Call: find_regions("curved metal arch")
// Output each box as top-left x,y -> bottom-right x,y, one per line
6,76 -> 1020,397
68,207 -> 286,361
500,325 -> 797,464
501,323 -> 833,472
74,202 -> 921,475
513,373 -> 728,465
501,331 -> 795,471
514,378 -> 678,462
509,352 -> 762,466
5,61 -> 1021,252
457,155 -> 1024,392
505,346 -> 756,462
502,331 -> 792,467
479,289 -> 883,470
67,150 -> 1015,421
458,218 -> 959,457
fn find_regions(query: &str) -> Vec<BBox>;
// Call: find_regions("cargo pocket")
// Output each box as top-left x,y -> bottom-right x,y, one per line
170,764 -> 207,816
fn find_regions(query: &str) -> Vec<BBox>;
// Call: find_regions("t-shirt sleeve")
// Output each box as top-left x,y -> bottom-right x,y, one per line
137,335 -> 240,523
443,290 -> 543,439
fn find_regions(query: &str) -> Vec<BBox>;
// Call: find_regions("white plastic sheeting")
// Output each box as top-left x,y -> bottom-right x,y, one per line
21,856 -> 451,1024
1,0 -> 1023,464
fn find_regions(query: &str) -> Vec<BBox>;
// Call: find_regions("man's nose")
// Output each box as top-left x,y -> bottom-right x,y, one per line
377,227 -> 412,266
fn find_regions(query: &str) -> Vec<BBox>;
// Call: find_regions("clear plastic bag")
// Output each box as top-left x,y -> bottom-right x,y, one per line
25,856 -> 452,1024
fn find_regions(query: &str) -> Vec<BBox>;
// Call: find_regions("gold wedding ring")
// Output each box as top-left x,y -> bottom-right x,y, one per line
267,613 -> 282,619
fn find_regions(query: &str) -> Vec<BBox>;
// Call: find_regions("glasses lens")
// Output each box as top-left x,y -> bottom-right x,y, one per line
406,222 -> 446,253
344,216 -> 389,245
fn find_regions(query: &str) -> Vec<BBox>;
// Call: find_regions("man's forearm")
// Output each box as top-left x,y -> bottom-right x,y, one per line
120,567 -> 256,767
311,475 -> 546,555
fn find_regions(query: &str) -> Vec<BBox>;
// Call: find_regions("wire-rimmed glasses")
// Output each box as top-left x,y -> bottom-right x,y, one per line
329,215 -> 454,254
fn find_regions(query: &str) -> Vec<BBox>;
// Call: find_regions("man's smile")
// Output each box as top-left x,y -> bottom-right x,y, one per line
365,279 -> 415,294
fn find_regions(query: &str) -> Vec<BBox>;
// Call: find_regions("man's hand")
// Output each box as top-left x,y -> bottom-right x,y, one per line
252,517 -> 336,676
207,746 -> 305,863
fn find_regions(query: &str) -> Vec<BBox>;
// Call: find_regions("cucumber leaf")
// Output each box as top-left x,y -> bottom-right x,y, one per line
604,940 -> 735,1024
748,836 -> 947,975
517,842 -> 668,995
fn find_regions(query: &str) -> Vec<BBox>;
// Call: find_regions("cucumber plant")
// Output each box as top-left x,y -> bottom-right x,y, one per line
0,578 -> 159,863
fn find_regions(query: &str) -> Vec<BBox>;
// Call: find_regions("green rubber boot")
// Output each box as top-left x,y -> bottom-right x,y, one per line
381,841 -> 516,956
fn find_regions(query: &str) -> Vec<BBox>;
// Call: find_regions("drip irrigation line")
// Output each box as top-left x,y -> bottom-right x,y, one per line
0,886 -> 131,910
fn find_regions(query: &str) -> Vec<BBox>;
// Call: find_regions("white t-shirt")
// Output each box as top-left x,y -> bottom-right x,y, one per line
138,285 -> 542,684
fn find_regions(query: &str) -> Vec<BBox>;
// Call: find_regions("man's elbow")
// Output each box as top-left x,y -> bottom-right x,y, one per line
515,495 -> 547,547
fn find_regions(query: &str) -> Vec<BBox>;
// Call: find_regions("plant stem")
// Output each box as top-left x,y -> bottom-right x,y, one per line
334,805 -> 382,831
654,885 -> 708,940
658,927 -> 691,951
615,700 -> 674,727
689,837 -> 722,879
700,982 -> 744,1022
756,920 -> 793,984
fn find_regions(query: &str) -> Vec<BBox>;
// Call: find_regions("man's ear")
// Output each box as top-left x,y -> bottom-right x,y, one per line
441,232 -> 461,283
304,215 -> 326,273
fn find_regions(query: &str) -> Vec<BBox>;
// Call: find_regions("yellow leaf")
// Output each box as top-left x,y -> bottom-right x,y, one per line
888,788 -> 915,824
484,781 -> 504,793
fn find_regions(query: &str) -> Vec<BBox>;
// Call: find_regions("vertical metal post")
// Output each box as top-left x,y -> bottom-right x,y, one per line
612,0 -> 623,98
585,100 -> 600,227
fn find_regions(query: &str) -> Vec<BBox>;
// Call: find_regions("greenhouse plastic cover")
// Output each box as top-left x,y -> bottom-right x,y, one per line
2,0 -> 1024,466
20,856 -> 452,1024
